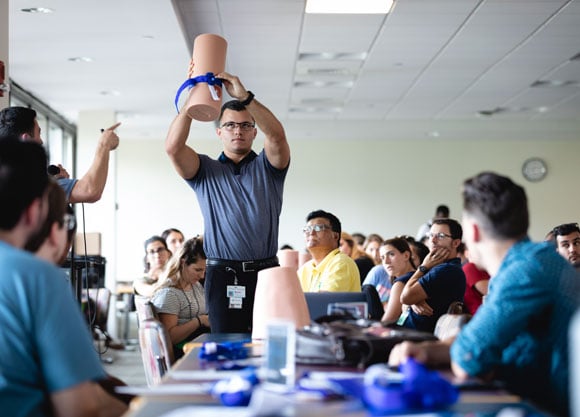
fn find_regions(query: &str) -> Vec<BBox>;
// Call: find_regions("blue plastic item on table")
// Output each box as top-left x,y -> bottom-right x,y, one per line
362,359 -> 459,415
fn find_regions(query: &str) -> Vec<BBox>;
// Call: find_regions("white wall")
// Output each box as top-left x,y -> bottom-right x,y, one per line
102,133 -> 580,282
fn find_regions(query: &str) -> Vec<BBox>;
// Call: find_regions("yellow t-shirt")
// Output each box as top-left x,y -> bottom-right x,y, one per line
298,248 -> 361,292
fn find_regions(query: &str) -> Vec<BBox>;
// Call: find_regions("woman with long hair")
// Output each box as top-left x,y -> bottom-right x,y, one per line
379,237 -> 417,324
151,237 -> 209,359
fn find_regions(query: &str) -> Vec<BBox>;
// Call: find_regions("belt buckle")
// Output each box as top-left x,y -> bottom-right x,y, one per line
242,261 -> 255,272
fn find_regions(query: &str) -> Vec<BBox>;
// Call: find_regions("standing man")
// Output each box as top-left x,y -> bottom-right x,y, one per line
298,210 -> 360,293
0,140 -> 126,417
165,72 -> 290,333
399,218 -> 466,333
552,222 -> 580,271
0,106 -> 120,203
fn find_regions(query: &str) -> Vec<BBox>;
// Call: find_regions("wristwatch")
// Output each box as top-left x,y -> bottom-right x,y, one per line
241,90 -> 254,106
419,265 -> 429,274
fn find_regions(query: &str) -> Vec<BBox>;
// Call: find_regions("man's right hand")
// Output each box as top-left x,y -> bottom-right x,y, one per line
99,122 -> 121,151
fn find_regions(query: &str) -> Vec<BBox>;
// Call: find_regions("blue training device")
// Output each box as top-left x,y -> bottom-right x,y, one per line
174,72 -> 223,112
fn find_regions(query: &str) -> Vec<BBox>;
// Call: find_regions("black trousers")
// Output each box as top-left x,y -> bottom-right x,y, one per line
205,265 -> 260,333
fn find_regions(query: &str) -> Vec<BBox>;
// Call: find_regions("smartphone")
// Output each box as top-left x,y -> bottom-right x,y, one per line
263,320 -> 295,392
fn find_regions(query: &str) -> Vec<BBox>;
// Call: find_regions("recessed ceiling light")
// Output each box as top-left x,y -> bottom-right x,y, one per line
68,57 -> 93,63
299,52 -> 367,61
21,7 -> 54,13
530,80 -> 580,88
289,106 -> 342,113
305,0 -> 394,14
100,90 -> 121,97
294,80 -> 354,88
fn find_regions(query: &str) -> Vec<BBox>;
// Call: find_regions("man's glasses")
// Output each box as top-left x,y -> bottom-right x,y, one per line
552,223 -> 580,236
220,122 -> 255,131
302,224 -> 332,234
147,247 -> 167,256
63,214 -> 76,231
427,232 -> 452,240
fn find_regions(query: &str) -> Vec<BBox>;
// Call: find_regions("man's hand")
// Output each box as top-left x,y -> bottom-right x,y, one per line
411,300 -> 434,316
53,164 -> 70,180
421,247 -> 450,270
99,122 -> 121,151
216,72 -> 249,102
389,341 -> 430,367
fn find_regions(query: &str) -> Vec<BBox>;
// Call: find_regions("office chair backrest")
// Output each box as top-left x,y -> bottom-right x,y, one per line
433,301 -> 472,341
304,285 -> 384,322
138,318 -> 174,386
134,295 -> 156,328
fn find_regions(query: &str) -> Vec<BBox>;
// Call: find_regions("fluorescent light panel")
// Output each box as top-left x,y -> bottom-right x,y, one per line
306,0 -> 394,14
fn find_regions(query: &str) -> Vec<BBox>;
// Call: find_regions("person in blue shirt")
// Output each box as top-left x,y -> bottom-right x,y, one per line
165,71 -> 290,333
399,218 -> 466,333
390,172 -> 580,416
0,140 -> 126,417
0,106 -> 120,203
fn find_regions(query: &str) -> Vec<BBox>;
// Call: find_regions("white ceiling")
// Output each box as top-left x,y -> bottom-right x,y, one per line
8,0 -> 580,142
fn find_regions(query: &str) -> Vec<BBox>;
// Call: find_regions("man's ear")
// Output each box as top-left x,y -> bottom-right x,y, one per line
47,222 -> 61,246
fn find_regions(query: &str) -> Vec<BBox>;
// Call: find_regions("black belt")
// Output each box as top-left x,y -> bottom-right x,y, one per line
206,256 -> 279,273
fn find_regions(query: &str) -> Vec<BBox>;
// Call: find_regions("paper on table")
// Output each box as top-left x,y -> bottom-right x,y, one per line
170,369 -> 248,381
158,406 -> 251,417
115,383 -> 213,396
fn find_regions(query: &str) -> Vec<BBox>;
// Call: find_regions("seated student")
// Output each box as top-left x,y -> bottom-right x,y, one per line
379,238 -> 417,324
161,227 -> 185,257
552,222 -> 580,271
398,219 -> 466,333
363,233 -> 384,265
23,179 -> 132,403
151,237 -> 210,360
134,235 -> 171,297
340,231 -> 375,284
462,247 -> 490,315
389,172 -> 580,416
298,210 -> 361,292
0,140 -> 126,416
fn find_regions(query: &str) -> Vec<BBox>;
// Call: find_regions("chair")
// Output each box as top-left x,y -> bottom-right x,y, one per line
138,318 -> 174,386
134,295 -> 156,327
304,285 -> 384,321
433,301 -> 472,341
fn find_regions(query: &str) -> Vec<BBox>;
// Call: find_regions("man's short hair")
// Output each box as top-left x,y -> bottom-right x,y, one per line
216,100 -> 254,126
432,218 -> 463,240
552,223 -> 580,237
0,140 -> 48,230
306,209 -> 341,246
435,204 -> 450,218
0,106 -> 37,138
24,180 -> 67,253
462,171 -> 529,240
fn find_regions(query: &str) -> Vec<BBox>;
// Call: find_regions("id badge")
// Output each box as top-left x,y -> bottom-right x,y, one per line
396,308 -> 410,326
227,285 -> 246,298
227,285 -> 246,310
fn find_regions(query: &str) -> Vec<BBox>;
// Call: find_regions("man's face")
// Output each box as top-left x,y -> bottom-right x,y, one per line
427,223 -> 458,258
217,109 -> 256,156
556,231 -> 580,268
303,217 -> 338,251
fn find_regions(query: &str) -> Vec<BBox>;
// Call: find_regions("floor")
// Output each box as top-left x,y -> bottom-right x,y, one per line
98,311 -> 148,386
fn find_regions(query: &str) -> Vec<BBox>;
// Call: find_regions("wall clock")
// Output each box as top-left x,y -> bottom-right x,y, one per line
522,157 -> 548,182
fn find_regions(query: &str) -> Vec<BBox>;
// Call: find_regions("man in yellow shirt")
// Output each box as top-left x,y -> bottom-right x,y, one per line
298,210 -> 361,292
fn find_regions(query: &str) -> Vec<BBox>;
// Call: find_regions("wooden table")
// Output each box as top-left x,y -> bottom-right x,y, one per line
121,333 -> 538,417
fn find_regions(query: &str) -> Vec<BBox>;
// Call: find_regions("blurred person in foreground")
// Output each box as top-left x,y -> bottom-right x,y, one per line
0,140 -> 126,417
389,172 -> 579,416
